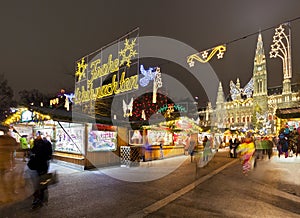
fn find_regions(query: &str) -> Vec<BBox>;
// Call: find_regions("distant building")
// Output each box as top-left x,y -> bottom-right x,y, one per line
198,33 -> 300,134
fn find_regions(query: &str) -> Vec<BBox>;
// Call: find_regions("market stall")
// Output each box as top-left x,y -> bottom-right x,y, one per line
276,107 -> 300,132
136,117 -> 200,161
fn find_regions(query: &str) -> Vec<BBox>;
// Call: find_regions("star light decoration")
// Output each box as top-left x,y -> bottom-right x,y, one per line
187,44 -> 226,67
119,38 -> 138,67
269,24 -> 292,79
75,58 -> 88,82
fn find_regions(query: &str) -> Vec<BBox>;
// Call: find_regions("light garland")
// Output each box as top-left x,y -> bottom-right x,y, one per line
187,44 -> 226,67
3,108 -> 51,126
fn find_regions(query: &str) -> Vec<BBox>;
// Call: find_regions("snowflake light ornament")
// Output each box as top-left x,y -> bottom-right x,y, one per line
119,38 -> 138,67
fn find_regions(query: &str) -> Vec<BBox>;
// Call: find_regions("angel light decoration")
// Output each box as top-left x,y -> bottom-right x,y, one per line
123,98 -> 133,117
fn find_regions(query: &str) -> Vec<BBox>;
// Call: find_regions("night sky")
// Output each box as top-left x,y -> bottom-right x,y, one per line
1,0 -> 300,106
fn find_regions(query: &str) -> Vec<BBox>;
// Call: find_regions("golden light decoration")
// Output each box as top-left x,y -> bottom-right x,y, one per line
119,38 -> 138,67
3,107 -> 52,126
187,44 -> 226,67
75,58 -> 88,82
269,23 -> 292,79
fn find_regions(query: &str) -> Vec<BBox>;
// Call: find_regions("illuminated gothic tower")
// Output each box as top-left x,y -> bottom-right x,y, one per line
253,33 -> 268,112
216,82 -> 225,128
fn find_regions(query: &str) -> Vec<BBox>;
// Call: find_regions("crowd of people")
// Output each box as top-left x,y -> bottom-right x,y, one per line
227,125 -> 300,175
194,124 -> 300,175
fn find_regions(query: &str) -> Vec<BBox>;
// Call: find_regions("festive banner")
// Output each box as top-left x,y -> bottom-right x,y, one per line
74,28 -> 139,114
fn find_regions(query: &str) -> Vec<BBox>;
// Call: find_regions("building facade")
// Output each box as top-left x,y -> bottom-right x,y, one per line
199,33 -> 300,134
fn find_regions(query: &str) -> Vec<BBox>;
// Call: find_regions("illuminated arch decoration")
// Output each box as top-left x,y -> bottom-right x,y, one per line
269,24 -> 292,79
187,44 -> 226,67
128,92 -> 172,129
4,108 -> 51,125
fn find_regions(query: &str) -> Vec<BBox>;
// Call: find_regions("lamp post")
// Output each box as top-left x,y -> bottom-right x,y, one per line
269,23 -> 292,97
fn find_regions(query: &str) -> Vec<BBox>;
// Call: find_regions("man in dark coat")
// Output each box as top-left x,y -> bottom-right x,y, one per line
30,132 -> 53,209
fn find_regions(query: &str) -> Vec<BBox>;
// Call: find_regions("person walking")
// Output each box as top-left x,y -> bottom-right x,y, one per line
233,137 -> 240,158
203,136 -> 211,162
30,132 -> 53,209
278,129 -> 289,158
20,135 -> 29,162
236,132 -> 256,175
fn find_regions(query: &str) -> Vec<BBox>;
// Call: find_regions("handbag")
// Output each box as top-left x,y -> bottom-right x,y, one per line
39,171 -> 58,189
27,155 -> 38,170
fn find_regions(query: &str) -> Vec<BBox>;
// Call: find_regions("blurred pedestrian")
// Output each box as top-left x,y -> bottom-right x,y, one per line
203,136 -> 211,162
30,131 -> 53,209
278,128 -> 289,158
233,137 -> 240,158
20,135 -> 29,162
296,127 -> 300,157
236,132 -> 256,175
229,137 -> 234,158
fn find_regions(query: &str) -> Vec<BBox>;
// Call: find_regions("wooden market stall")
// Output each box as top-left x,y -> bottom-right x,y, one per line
276,107 -> 300,132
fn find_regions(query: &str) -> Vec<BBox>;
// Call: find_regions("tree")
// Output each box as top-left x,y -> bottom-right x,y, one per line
18,89 -> 51,107
0,74 -> 17,122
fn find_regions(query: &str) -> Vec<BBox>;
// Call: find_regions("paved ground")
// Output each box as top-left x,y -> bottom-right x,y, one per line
0,148 -> 300,217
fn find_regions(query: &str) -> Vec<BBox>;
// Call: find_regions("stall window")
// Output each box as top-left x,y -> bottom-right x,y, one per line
87,124 -> 117,152
55,122 -> 85,154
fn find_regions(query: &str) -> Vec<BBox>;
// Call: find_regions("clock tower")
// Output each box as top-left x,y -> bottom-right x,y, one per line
253,33 -> 268,112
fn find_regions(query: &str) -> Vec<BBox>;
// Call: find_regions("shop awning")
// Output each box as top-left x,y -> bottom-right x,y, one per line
276,107 -> 300,119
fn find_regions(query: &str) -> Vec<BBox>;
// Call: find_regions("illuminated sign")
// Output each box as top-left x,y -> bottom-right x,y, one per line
74,29 -> 139,106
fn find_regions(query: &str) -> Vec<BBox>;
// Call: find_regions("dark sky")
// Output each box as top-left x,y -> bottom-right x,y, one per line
1,0 -> 300,105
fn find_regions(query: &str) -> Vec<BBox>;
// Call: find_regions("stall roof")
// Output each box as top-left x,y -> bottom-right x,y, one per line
276,107 -> 300,119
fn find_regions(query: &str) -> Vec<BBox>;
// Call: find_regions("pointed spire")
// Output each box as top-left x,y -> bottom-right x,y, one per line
216,81 -> 225,104
253,32 -> 268,97
236,78 -> 240,89
254,32 -> 266,65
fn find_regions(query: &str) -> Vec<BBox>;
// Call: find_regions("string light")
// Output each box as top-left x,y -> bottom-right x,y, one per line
186,16 -> 300,68
187,45 -> 226,67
